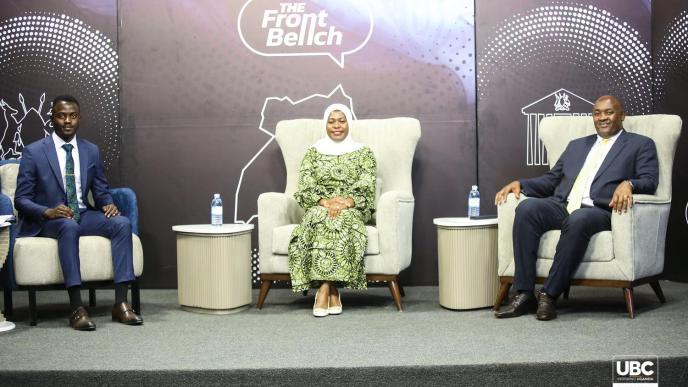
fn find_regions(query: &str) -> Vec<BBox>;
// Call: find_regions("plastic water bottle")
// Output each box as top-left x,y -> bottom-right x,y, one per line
468,185 -> 480,217
211,193 -> 223,226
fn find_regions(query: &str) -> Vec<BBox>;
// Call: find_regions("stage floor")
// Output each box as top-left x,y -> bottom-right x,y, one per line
1,282 -> 687,385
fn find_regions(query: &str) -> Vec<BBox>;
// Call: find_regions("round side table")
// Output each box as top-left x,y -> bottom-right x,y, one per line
0,226 -> 16,331
433,217 -> 499,310
172,224 -> 254,314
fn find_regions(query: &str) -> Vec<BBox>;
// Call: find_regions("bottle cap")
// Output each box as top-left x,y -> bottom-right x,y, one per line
471,185 -> 478,190
214,193 -> 220,198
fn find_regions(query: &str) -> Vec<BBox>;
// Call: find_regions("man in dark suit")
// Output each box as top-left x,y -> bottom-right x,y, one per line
14,95 -> 143,330
493,95 -> 658,320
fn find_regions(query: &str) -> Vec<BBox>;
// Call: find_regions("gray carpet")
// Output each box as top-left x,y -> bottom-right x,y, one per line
1,281 -> 687,386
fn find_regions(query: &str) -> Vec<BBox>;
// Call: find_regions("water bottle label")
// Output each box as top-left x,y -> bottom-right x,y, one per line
468,198 -> 480,207
211,207 -> 223,215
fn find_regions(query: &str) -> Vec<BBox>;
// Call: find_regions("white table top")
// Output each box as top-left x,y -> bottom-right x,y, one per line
433,217 -> 498,227
172,224 -> 254,234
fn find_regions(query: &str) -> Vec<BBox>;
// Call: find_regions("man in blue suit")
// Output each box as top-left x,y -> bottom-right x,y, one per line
14,95 -> 143,330
493,95 -> 658,320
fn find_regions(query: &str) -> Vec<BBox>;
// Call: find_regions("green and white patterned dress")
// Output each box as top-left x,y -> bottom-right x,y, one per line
288,146 -> 377,292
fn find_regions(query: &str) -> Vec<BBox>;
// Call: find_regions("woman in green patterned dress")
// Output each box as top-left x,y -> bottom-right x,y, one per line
288,103 -> 377,317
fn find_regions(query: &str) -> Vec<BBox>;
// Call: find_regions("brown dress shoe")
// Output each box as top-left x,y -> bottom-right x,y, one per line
495,292 -> 536,318
536,291 -> 557,321
69,306 -> 96,331
112,302 -> 143,325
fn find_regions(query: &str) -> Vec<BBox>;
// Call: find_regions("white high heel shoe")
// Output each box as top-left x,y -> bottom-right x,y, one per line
328,292 -> 342,315
313,290 -> 329,317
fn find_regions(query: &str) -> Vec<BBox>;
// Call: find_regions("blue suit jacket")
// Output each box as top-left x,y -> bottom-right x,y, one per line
14,135 -> 113,237
520,130 -> 659,211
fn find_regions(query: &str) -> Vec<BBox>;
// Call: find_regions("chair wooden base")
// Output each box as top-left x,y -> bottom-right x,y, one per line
256,273 -> 405,311
2,278 -> 142,326
493,275 -> 666,319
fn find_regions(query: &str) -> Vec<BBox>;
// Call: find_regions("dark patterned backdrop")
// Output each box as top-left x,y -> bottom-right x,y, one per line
652,2 -> 688,282
0,0 -> 120,180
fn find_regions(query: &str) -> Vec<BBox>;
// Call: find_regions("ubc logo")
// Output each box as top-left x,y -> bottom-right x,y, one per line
616,360 -> 654,376
612,356 -> 658,386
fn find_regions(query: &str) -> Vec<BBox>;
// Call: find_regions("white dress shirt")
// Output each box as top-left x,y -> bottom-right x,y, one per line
52,132 -> 86,209
568,130 -> 623,207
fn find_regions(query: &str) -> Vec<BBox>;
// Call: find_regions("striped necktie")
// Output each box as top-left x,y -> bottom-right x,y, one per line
62,143 -> 80,222
566,138 -> 610,214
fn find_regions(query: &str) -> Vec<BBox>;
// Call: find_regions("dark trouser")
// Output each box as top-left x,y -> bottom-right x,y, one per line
36,209 -> 135,288
513,198 -> 611,298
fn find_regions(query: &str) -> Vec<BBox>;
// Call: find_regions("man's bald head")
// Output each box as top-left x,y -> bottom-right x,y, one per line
592,95 -> 625,138
595,95 -> 623,110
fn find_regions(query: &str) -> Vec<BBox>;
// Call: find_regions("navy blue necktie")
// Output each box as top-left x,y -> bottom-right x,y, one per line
62,144 -> 80,222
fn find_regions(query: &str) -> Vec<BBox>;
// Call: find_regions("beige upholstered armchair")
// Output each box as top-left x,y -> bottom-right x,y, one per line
257,117 -> 420,311
0,160 -> 144,325
495,115 -> 682,318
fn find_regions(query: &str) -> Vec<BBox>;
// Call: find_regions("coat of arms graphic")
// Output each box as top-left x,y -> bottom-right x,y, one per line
0,93 -> 51,159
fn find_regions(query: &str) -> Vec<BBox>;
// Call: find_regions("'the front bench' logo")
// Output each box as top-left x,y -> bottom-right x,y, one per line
238,0 -> 373,68
613,356 -> 658,386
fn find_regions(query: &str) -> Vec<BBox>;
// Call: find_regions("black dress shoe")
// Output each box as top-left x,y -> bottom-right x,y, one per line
112,302 -> 144,325
69,306 -> 96,331
536,291 -> 557,321
495,292 -> 536,318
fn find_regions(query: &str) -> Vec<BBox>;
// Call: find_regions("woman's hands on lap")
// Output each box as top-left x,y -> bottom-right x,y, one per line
319,197 -> 355,219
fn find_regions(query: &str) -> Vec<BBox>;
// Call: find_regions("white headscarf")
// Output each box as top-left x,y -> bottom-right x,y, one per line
313,103 -> 364,156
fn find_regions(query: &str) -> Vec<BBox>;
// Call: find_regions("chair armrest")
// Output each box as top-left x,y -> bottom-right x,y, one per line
497,193 -> 529,273
257,192 -> 303,259
611,200 -> 671,280
110,188 -> 139,235
0,193 -> 16,288
632,194 -> 671,205
375,190 -> 414,273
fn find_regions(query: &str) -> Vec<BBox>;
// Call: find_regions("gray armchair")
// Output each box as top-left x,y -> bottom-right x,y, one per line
495,115 -> 682,318
257,117 -> 420,310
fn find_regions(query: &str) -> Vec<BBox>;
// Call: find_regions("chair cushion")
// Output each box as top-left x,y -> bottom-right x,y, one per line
13,234 -> 144,286
537,230 -> 614,262
272,224 -> 380,255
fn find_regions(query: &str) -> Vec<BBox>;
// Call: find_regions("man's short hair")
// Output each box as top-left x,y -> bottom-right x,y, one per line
52,95 -> 80,111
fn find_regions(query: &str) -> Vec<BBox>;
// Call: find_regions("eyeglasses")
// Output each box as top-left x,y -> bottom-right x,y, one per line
53,112 -> 79,120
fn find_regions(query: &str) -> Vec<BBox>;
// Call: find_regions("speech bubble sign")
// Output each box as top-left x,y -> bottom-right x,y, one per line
237,0 -> 374,68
